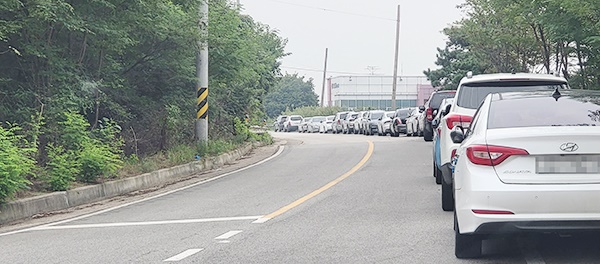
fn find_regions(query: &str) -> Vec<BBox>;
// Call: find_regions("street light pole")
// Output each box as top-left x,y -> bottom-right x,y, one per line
195,0 -> 209,142
391,4 -> 401,110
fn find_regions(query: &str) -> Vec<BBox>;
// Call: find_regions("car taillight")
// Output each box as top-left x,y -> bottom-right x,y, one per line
451,149 -> 457,160
426,108 -> 434,121
445,114 -> 472,130
466,145 -> 529,166
288,121 -> 291,125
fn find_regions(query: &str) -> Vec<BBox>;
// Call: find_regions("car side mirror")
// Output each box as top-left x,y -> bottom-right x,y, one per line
432,119 -> 439,128
450,129 -> 465,144
445,104 -> 452,115
433,110 -> 438,116
419,105 -> 425,112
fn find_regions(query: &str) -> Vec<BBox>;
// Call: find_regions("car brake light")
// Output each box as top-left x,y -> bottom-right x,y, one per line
445,114 -> 472,130
426,108 -> 433,121
288,121 -> 291,125
472,209 -> 514,215
466,145 -> 529,166
451,149 -> 457,160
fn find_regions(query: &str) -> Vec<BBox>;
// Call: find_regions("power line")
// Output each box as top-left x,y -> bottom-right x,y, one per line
258,0 -> 397,22
281,66 -> 368,75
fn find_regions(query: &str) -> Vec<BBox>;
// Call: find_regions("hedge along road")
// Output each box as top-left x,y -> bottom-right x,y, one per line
2,132 -> 600,263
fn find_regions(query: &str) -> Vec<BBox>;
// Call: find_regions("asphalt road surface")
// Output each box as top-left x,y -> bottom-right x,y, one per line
2,132 -> 600,263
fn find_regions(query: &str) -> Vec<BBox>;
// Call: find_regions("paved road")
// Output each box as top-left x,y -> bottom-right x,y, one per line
2,132 -> 600,263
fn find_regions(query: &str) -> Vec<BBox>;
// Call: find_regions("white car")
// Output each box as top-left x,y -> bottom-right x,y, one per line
308,116 -> 326,133
283,115 -> 303,132
320,115 -> 335,133
438,72 -> 569,211
451,90 -> 600,258
405,108 -> 423,137
376,111 -> 395,136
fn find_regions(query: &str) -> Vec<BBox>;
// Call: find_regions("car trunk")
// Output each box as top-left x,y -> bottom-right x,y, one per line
486,128 -> 600,184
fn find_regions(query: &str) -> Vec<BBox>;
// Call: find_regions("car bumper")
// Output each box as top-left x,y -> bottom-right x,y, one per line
456,167 -> 600,234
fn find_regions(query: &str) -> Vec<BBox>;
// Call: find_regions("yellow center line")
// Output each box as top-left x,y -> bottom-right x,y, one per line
257,141 -> 374,222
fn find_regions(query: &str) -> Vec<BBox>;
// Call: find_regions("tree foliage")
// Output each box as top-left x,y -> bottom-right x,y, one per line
425,0 -> 600,89
0,0 -> 286,198
264,74 -> 319,117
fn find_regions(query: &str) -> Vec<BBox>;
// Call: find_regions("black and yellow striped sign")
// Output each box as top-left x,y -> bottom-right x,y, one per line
196,87 -> 208,119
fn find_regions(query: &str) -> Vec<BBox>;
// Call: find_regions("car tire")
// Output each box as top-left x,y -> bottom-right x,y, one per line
434,164 -> 442,185
423,124 -> 433,141
442,177 -> 454,211
455,212 -> 482,259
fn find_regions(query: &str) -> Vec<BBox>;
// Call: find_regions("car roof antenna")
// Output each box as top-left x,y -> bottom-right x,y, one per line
552,88 -> 562,101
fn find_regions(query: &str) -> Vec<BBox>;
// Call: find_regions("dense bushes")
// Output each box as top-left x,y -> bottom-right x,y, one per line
0,125 -> 35,201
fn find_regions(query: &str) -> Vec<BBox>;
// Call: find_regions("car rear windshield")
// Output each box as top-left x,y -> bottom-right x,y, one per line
395,109 -> 410,118
370,112 -> 384,119
429,92 -> 455,109
312,117 -> 326,122
339,113 -> 348,120
457,81 -> 567,109
290,116 -> 302,121
488,94 -> 600,129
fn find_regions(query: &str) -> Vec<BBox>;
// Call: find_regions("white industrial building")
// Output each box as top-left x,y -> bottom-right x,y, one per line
327,76 -> 434,110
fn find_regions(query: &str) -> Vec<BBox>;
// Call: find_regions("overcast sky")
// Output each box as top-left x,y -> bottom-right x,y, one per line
240,0 -> 466,98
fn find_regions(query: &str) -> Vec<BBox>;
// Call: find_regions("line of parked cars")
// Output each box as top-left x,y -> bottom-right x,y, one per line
274,108 -> 431,137
424,72 -> 600,260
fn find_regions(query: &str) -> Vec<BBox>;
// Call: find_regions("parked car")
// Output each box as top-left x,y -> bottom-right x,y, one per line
438,72 -> 569,212
320,115 -> 335,133
376,111 -> 395,136
342,112 -> 360,134
308,116 -> 326,133
353,111 -> 368,134
332,112 -> 348,134
451,90 -> 600,258
364,110 -> 385,135
406,108 -> 423,137
358,111 -> 370,134
390,108 -> 413,137
432,98 -> 454,184
299,117 -> 311,133
274,115 -> 288,132
283,115 -> 303,132
420,90 -> 456,141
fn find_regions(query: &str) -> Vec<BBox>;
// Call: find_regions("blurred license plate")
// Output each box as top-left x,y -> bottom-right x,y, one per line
536,155 -> 600,174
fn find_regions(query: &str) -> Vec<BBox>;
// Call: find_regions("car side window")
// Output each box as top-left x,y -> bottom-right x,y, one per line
468,101 -> 486,136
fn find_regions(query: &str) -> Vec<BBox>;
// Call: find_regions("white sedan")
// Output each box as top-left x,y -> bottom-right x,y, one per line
451,90 -> 600,258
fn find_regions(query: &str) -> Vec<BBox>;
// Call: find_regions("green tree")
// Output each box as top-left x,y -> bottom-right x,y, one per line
264,74 -> 319,117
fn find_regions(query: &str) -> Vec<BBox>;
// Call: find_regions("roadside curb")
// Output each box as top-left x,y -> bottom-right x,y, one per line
0,143 -> 261,225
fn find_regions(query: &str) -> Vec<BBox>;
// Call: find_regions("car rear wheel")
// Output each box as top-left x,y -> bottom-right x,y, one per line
435,166 -> 442,184
423,124 -> 433,141
442,177 -> 454,211
455,212 -> 482,259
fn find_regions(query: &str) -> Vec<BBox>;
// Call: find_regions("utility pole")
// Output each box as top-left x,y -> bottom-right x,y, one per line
320,48 -> 329,107
195,0 -> 209,142
391,4 -> 401,110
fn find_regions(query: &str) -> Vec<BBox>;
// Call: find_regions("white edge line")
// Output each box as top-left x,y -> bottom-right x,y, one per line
30,216 -> 262,231
214,230 -> 243,240
0,146 -> 284,237
164,248 -> 204,262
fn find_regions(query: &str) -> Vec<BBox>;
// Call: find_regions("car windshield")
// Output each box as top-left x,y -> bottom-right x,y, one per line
290,116 -> 302,121
386,112 -> 394,118
339,113 -> 348,120
488,93 -> 600,129
430,92 -> 456,109
457,81 -> 567,109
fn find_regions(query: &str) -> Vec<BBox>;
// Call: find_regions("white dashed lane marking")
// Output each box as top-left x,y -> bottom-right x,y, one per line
215,230 -> 243,240
163,248 -> 204,262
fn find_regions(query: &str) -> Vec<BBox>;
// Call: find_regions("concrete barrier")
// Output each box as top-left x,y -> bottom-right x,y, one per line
0,143 -> 260,225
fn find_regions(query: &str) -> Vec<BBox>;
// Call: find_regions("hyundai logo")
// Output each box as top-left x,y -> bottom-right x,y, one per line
560,143 -> 579,152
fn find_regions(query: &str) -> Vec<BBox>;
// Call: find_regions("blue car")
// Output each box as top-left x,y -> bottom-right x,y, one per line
432,98 -> 454,184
